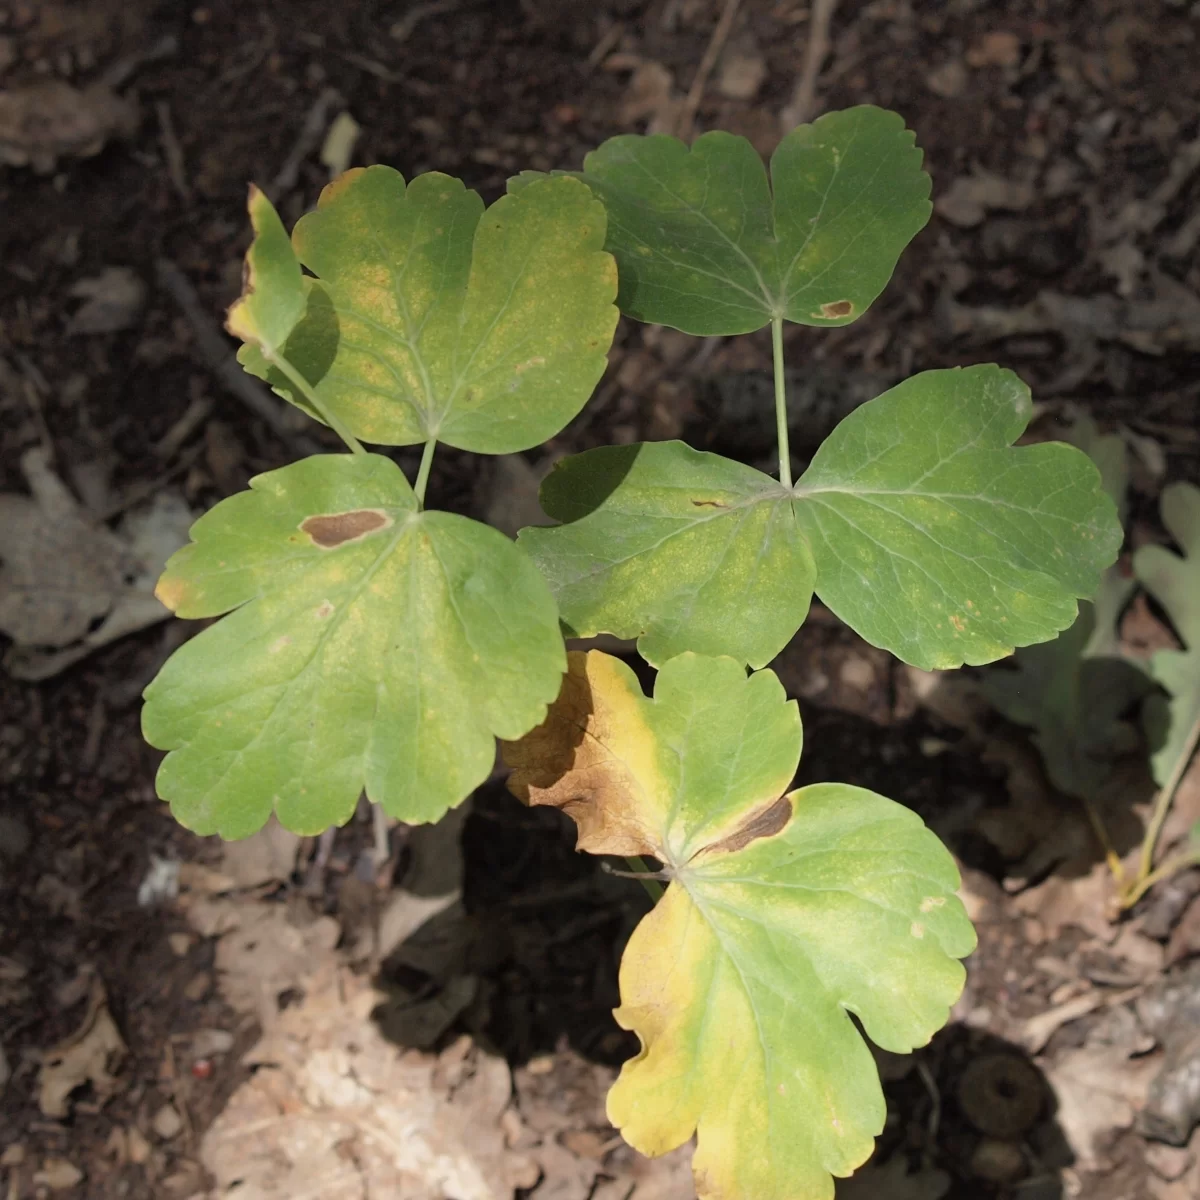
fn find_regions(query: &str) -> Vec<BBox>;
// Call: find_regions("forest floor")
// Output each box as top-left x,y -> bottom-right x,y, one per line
2,1 -> 1200,1198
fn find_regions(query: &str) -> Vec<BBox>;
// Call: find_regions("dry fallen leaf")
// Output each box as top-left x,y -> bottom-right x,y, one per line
617,60 -> 682,135
218,817 -> 302,889
967,31 -> 1023,69
66,267 -> 147,335
0,446 -> 130,648
925,59 -> 969,98
935,170 -> 1034,227
1043,1040 -> 1160,1170
33,1158 -> 85,1191
0,453 -> 193,681
38,976 -> 126,1119
202,965 -> 535,1200
716,36 -> 768,101
0,79 -> 137,171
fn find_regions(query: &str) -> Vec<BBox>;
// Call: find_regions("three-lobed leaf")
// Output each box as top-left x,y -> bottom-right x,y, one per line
517,105 -> 932,335
1134,482 -> 1200,786
236,168 -> 618,453
143,454 -> 564,838
523,365 -> 1122,670
505,651 -> 975,1200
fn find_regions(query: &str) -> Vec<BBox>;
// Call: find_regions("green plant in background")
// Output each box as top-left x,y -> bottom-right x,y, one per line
141,107 -> 1122,1200
978,413 -> 1200,910
1121,482 -> 1200,906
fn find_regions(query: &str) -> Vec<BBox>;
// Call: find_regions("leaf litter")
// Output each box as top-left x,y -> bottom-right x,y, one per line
0,446 -> 193,680
176,810 -> 691,1200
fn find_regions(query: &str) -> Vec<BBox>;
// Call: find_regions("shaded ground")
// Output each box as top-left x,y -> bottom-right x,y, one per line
3,0 -> 1200,1197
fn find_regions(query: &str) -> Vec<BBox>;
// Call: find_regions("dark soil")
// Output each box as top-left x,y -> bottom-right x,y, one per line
3,1 -> 1199,1198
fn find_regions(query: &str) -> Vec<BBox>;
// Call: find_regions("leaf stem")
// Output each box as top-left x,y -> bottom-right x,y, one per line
1135,709 -> 1200,892
265,349 -> 366,456
1122,848 -> 1200,909
624,856 -> 665,903
771,316 -> 792,488
414,439 -> 437,508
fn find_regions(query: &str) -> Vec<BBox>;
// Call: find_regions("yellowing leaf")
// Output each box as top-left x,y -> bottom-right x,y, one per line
143,454 -> 565,838
225,186 -> 305,353
504,651 -> 976,1200
235,167 -> 619,454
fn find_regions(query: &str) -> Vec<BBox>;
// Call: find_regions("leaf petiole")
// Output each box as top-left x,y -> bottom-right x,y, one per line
1136,709 -> 1200,889
771,316 -> 792,489
264,349 -> 367,457
606,857 -> 666,902
414,438 -> 437,508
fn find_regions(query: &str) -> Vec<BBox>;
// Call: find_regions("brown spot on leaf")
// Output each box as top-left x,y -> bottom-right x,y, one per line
818,300 -> 854,319
697,795 -> 793,858
300,509 -> 391,549
315,601 -> 335,619
950,613 -> 966,633
691,499 -> 729,509
514,356 -> 546,373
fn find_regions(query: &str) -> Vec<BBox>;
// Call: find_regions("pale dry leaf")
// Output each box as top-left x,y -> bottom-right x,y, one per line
935,170 -> 1034,227
218,817 -> 302,888
0,79 -> 138,171
1043,1041 -> 1160,1170
618,61 -> 681,134
484,454 -> 552,539
0,446 -> 128,648
38,977 -> 126,1118
716,36 -> 768,101
66,267 -> 146,335
925,59 -> 968,98
1,462 -> 193,681
211,903 -> 340,1028
152,1103 -> 184,1141
33,1158 -> 84,1191
320,110 -> 361,179
202,965 -> 533,1200
966,31 -> 1023,68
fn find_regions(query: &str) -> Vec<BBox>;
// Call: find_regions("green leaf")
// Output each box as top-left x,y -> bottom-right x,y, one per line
534,105 -> 930,335
1135,482 -> 1200,787
235,167 -> 618,453
977,410 -> 1148,800
226,185 -> 306,353
505,651 -> 975,1200
523,366 -> 1122,670
520,442 -> 815,668
142,453 -> 565,838
978,600 -> 1154,800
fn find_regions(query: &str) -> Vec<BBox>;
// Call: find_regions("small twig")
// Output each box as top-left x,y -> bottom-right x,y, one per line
96,440 -> 205,523
677,0 -> 742,142
100,33 -> 178,91
660,0 -> 685,31
155,259 -> 321,457
915,1059 -> 941,1144
584,21 -> 626,72
389,0 -> 460,46
269,86 -> 341,200
11,353 -> 55,459
780,0 -> 839,131
294,32 -> 435,96
155,100 -> 191,205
